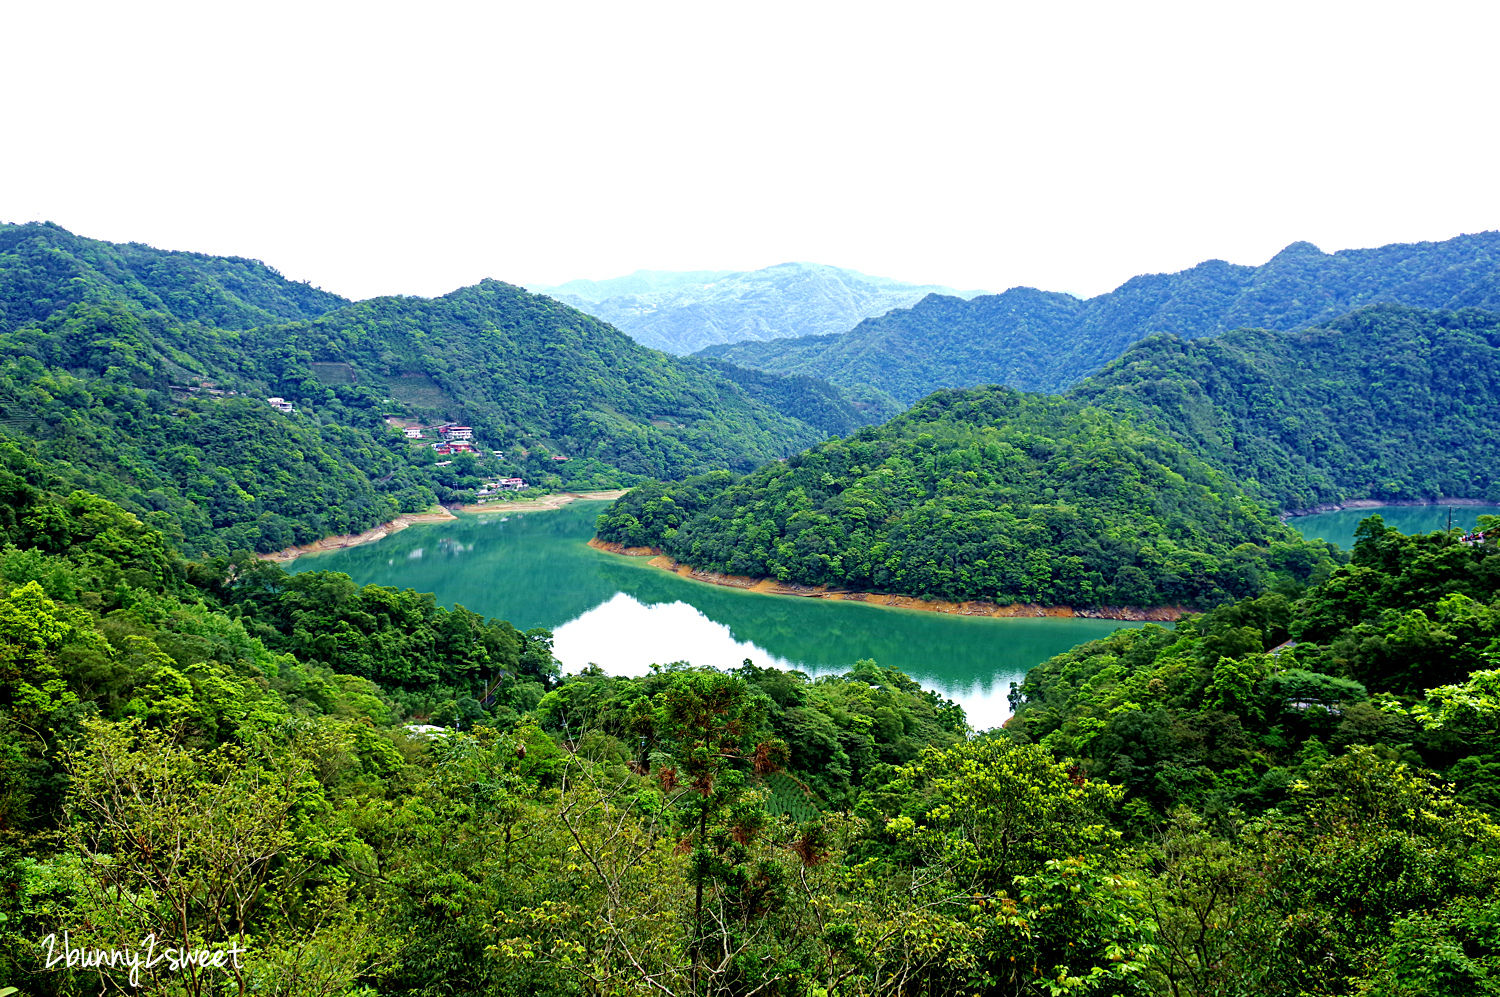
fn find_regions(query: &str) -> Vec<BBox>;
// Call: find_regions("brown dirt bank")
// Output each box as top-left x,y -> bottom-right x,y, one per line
460,489 -> 628,515
1282,496 -> 1496,518
587,539 -> 1186,622
259,507 -> 457,563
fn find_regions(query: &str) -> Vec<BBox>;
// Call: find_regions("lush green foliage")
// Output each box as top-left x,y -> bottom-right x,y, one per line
244,280 -> 851,480
0,221 -> 348,335
692,358 -> 903,437
6,449 -> 1500,994
598,387 -> 1335,609
703,233 -> 1500,402
1010,513 -> 1500,816
615,302 -> 1500,611
1071,304 -> 1500,509
8,223 -> 1500,995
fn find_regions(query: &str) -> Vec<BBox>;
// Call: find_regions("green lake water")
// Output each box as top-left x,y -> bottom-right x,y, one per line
289,501 -> 1148,730
1288,504 -> 1500,547
292,500 -> 1495,730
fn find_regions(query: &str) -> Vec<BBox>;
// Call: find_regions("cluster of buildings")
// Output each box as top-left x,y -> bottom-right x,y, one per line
389,420 -> 573,497
432,425 -> 475,456
477,477 -> 528,497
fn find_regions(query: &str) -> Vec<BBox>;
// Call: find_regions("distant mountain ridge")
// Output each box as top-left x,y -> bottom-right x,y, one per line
537,262 -> 985,354
699,233 -> 1500,402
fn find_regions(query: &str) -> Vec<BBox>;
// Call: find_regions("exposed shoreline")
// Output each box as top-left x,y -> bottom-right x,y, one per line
258,491 -> 628,563
1281,496 -> 1496,518
259,507 -> 458,563
586,539 -> 1187,622
458,489 -> 628,515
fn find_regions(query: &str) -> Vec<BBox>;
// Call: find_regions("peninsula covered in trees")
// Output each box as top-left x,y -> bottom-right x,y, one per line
596,387 -> 1334,611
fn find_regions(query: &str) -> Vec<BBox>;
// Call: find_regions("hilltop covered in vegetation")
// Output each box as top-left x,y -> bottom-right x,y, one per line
1073,304 -> 1500,510
597,387 -> 1336,611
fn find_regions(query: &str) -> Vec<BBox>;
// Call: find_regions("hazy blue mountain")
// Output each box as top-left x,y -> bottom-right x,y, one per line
699,234 -> 1500,402
536,262 -> 986,354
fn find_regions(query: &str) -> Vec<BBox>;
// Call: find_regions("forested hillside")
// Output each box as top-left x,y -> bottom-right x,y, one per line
243,280 -> 854,476
6,437 -> 1500,994
702,232 -> 1500,402
1073,304 -> 1500,510
0,223 -> 884,555
0,221 -> 349,332
596,387 -> 1336,610
540,262 -> 979,354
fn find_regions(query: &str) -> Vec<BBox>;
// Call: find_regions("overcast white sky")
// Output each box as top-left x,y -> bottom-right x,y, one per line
3,1 -> 1497,301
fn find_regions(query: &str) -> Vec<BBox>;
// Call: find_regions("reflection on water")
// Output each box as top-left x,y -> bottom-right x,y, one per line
553,592 -> 799,676
292,502 -> 1152,729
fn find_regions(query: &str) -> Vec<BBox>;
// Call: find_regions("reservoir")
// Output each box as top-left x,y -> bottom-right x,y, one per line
292,501 -> 1499,730
289,500 -> 1147,729
1287,503 -> 1500,547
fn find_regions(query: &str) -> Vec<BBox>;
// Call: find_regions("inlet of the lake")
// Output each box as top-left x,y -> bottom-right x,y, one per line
290,500 -> 1499,729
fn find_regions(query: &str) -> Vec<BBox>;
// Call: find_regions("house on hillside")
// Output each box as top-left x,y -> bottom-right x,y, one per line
267,397 -> 294,414
404,427 -> 424,439
440,425 -> 474,441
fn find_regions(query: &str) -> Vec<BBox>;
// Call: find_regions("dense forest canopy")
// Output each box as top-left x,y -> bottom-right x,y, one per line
0,223 -> 887,556
242,280 -> 873,477
1071,304 -> 1500,510
5,426 -> 1500,993
701,232 -> 1500,402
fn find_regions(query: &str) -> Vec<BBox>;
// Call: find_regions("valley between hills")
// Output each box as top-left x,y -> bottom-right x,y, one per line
5,222 -> 1500,995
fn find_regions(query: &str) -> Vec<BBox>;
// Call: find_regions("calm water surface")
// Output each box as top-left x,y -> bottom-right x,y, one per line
292,501 -> 1500,728
1289,504 -> 1500,547
290,501 -> 1148,729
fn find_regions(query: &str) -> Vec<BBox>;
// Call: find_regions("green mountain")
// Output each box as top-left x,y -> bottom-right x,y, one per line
538,262 -> 984,354
700,233 -> 1500,402
0,220 -> 349,331
1073,304 -> 1500,510
603,302 -> 1500,610
0,223 -> 884,555
596,387 -> 1334,611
